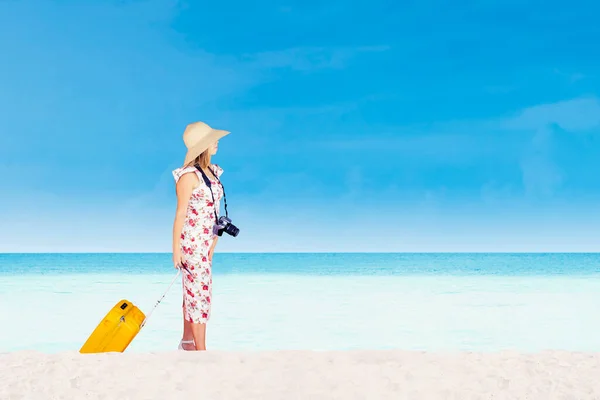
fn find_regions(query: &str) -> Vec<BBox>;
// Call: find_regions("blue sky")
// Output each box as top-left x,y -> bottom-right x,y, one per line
1,0 -> 599,252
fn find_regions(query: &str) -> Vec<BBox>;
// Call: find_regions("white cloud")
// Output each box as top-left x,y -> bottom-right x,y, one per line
503,97 -> 600,198
308,95 -> 600,202
519,127 -> 564,198
503,96 -> 600,132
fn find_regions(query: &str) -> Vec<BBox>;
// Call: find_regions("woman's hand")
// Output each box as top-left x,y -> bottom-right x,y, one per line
173,247 -> 183,269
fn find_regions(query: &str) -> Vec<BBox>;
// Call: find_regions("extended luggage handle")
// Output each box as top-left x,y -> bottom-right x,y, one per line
140,267 -> 185,329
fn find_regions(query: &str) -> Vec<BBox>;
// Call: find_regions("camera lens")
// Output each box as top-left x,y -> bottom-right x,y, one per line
226,224 -> 239,237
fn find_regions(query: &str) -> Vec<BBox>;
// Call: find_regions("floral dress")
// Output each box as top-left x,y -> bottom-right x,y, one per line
172,163 -> 224,324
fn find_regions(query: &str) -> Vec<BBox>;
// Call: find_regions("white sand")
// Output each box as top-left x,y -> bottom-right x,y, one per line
1,350 -> 599,399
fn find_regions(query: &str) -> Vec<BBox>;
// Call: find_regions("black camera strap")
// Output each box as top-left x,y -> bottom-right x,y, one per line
193,163 -> 229,224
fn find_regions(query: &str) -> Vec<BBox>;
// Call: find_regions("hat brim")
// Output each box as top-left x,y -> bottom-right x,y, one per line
183,129 -> 230,166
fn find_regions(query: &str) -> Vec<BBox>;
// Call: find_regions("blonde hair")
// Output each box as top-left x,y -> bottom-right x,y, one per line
191,149 -> 211,169
195,149 -> 211,168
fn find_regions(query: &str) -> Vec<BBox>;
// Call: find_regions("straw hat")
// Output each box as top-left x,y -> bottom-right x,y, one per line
182,121 -> 230,166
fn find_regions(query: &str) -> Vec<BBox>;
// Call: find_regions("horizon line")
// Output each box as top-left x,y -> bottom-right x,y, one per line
2,251 -> 600,255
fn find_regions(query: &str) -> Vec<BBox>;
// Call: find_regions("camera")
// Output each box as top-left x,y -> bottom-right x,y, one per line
215,216 -> 239,237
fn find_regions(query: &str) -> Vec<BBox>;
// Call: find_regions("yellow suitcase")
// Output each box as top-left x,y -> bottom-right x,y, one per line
79,270 -> 182,354
79,299 -> 146,353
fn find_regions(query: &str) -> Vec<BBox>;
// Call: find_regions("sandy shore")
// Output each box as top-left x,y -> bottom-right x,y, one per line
1,350 -> 599,399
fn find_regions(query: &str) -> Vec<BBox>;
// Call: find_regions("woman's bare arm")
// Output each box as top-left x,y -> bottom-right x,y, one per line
172,172 -> 198,267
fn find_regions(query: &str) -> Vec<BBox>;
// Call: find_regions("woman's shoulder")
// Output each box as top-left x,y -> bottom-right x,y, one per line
210,163 -> 224,178
172,165 -> 198,183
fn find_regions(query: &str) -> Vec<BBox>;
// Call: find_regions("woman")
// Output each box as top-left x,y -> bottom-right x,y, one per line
171,121 -> 230,351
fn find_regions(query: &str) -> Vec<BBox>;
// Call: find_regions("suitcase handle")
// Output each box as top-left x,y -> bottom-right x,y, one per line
140,269 -> 182,329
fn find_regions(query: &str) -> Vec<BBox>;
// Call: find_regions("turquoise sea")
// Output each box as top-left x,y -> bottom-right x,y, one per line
1,253 -> 599,353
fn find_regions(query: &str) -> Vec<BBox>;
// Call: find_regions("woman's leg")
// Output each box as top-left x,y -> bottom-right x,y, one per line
190,322 -> 207,350
181,270 -> 208,351
181,251 -> 211,351
180,307 -> 195,350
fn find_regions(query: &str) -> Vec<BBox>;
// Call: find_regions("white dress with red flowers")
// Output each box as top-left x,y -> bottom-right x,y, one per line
172,163 -> 224,324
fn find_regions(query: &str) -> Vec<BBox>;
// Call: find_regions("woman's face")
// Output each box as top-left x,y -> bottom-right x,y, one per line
209,140 -> 219,155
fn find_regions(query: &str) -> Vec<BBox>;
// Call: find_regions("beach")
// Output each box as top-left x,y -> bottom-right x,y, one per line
2,253 -> 600,398
2,349 -> 599,399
